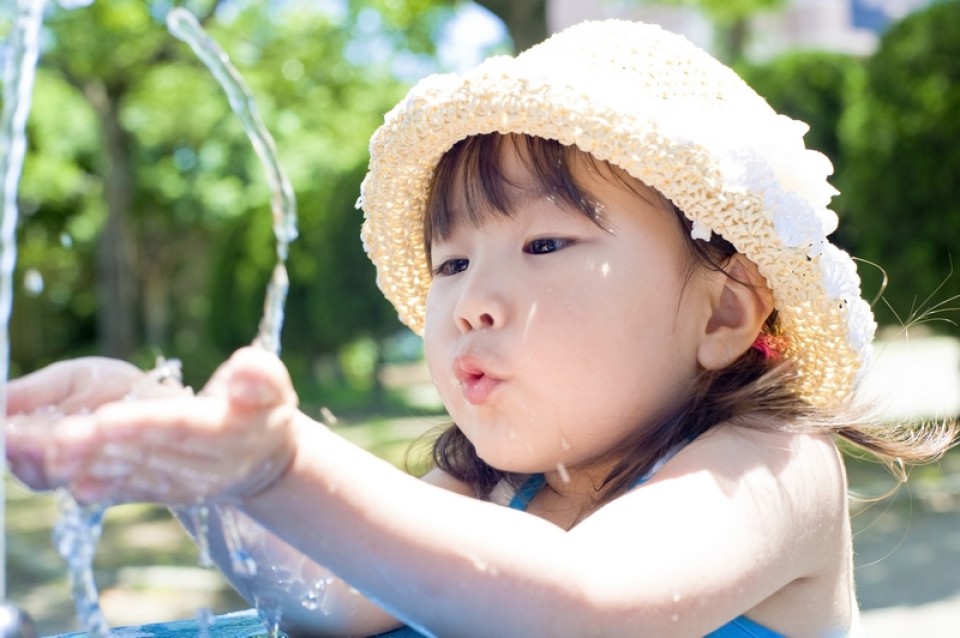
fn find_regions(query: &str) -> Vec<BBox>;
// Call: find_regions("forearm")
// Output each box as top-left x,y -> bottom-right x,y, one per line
171,503 -> 401,636
237,417 -> 588,637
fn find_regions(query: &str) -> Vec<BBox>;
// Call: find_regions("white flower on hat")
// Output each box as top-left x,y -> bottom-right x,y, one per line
770,192 -> 829,257
846,297 -> 877,356
820,243 -> 863,301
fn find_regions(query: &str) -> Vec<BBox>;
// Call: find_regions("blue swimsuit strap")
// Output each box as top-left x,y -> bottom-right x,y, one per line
508,439 -> 685,511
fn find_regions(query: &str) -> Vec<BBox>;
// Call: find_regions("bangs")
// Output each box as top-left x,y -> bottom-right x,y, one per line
423,134 -> 601,265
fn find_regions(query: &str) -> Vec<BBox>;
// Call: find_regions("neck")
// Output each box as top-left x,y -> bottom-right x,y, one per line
541,457 -> 621,507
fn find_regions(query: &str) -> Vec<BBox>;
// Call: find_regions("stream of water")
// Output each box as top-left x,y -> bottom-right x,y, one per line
0,0 -> 48,604
2,1 -> 299,635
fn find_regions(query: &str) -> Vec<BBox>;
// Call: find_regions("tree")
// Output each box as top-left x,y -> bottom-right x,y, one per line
474,0 -> 546,52
30,0 -> 227,359
13,0 -> 461,382
838,1 -> 960,331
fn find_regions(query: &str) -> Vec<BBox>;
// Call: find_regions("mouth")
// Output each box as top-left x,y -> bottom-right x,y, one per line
454,356 -> 501,405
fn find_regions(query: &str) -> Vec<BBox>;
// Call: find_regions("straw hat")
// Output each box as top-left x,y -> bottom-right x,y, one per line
358,19 -> 875,408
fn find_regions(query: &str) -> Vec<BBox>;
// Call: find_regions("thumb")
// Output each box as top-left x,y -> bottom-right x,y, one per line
222,346 -> 298,410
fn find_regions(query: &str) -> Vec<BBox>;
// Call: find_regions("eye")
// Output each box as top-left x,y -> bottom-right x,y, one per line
525,237 -> 571,255
433,258 -> 469,276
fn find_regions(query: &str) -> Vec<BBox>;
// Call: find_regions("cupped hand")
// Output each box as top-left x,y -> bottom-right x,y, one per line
7,347 -> 301,506
6,357 -> 186,491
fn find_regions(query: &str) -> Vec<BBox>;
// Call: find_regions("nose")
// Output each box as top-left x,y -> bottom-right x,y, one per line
454,266 -> 508,334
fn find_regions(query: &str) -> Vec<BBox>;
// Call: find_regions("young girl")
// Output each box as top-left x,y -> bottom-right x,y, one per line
6,19 -> 955,637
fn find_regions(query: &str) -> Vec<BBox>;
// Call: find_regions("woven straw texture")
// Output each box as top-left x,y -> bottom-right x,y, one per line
359,19 -> 875,408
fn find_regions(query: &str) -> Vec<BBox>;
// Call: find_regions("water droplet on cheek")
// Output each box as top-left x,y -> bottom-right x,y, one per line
559,437 -> 571,451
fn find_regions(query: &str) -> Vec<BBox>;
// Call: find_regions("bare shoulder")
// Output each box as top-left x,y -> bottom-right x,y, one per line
681,424 -> 846,489
663,425 -> 850,547
574,424 -> 854,636
658,425 -> 855,635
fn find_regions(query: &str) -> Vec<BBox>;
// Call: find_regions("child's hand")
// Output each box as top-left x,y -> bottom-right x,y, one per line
6,357 -> 184,491
6,347 -> 300,506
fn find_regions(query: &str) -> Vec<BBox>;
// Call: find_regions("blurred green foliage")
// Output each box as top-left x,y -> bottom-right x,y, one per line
9,0 -> 474,393
739,1 -> 960,333
6,0 -> 960,402
838,1 -> 960,331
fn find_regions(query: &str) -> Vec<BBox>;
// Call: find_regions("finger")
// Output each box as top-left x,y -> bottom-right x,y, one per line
205,346 -> 298,409
7,358 -> 143,415
6,363 -> 77,414
6,415 -> 60,490
43,397 -> 240,497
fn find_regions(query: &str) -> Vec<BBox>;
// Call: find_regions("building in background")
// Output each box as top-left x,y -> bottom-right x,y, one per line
548,0 -> 937,59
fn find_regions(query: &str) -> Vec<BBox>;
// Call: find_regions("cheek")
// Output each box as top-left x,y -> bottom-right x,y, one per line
422,291 -> 453,392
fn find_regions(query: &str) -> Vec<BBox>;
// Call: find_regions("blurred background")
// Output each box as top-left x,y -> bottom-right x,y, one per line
2,0 -> 960,635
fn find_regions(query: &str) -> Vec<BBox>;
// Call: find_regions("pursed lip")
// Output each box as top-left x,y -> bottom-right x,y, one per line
453,355 -> 502,405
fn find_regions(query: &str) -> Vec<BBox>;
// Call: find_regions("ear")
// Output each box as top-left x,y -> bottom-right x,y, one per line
696,255 -> 775,371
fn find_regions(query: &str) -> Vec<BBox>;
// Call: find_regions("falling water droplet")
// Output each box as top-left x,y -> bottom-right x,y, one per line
22,268 -> 42,296
319,406 -> 338,425
556,463 -> 570,483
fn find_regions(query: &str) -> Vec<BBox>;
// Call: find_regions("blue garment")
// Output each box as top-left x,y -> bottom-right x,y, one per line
372,467 -> 786,638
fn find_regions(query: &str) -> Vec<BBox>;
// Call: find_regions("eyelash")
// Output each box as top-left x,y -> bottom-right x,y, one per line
432,237 -> 573,276
526,237 -> 571,255
433,258 -> 468,277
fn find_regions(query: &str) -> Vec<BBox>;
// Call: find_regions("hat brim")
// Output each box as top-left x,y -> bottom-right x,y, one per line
359,20 -> 874,408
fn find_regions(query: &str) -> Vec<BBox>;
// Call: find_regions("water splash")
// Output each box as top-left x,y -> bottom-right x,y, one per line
1,3 -> 300,631
253,594 -> 283,638
218,505 -> 259,578
52,490 -> 110,637
165,10 -> 301,634
187,504 -> 214,568
300,577 -> 332,611
165,7 -> 298,356
0,0 -> 47,602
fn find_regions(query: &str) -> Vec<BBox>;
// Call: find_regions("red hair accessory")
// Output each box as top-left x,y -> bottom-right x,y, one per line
751,332 -> 786,360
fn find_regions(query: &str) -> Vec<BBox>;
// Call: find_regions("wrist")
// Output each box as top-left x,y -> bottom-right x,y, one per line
229,409 -> 316,505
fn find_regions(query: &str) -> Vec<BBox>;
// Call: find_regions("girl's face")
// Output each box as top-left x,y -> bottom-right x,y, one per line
423,137 -> 713,477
